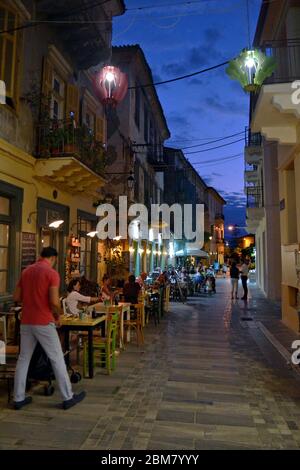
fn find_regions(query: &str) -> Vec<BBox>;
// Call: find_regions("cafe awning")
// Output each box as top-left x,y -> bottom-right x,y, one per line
175,248 -> 209,258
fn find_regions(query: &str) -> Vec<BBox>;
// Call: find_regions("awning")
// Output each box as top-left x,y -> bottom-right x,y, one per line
187,248 -> 209,258
175,248 -> 209,258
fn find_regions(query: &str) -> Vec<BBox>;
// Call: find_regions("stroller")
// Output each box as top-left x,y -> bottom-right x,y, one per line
26,342 -> 82,396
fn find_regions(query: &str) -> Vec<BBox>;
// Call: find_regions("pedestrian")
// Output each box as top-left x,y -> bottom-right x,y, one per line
240,259 -> 250,300
230,261 -> 240,300
13,247 -> 86,411
222,264 -> 228,278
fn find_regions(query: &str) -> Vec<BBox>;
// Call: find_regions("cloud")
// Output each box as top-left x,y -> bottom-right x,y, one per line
188,78 -> 204,86
204,95 -> 247,116
167,113 -> 190,128
161,28 -> 225,77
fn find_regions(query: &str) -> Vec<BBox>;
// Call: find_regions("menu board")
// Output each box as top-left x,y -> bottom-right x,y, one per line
21,232 -> 37,270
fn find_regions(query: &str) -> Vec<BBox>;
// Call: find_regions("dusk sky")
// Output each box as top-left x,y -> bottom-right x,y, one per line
113,0 -> 262,233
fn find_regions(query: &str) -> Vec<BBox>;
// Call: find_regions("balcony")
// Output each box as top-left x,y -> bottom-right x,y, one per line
246,186 -> 264,230
245,164 -> 260,183
215,213 -> 224,221
34,121 -> 106,196
251,41 -> 300,144
244,127 -> 263,165
147,146 -> 166,170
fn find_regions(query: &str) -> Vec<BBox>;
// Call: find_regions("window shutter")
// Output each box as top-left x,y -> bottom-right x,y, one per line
66,84 -> 79,123
95,116 -> 105,143
42,57 -> 53,97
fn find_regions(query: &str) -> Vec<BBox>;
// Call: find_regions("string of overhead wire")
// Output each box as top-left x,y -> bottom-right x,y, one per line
191,152 -> 243,166
180,131 -> 244,149
184,137 -> 244,155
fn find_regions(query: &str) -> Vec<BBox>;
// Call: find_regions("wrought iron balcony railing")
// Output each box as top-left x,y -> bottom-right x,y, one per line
35,120 -> 107,176
262,40 -> 300,85
245,127 -> 262,147
246,186 -> 264,208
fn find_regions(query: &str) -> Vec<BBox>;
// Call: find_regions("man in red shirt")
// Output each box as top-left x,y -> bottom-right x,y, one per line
13,247 -> 86,410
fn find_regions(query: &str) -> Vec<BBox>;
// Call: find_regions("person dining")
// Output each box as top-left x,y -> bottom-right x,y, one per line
123,274 -> 141,304
101,274 -> 114,302
66,279 -> 100,315
137,272 -> 148,288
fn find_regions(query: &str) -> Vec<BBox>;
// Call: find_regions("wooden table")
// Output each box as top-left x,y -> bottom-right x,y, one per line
88,302 -> 131,347
59,315 -> 106,379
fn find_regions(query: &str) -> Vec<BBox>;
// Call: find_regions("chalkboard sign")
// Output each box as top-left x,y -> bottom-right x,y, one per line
21,232 -> 36,270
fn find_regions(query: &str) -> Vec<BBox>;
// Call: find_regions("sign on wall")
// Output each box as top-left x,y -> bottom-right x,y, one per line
21,232 -> 36,270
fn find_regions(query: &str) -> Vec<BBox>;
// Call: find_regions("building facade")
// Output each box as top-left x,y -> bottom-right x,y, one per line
250,0 -> 300,330
105,45 -> 171,277
0,0 -> 125,299
163,147 -> 226,267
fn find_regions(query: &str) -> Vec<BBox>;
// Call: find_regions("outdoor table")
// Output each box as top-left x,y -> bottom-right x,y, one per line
88,302 -> 131,346
60,315 -> 106,379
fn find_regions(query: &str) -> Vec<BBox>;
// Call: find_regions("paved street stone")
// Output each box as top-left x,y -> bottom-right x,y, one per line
2,278 -> 300,449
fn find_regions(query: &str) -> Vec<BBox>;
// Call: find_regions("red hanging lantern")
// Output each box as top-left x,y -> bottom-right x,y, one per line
94,65 -> 128,107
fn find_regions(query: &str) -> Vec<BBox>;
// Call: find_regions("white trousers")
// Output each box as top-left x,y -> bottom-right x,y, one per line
14,323 -> 73,402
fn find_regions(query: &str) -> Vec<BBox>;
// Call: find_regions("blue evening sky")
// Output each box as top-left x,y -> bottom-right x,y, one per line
113,0 -> 262,232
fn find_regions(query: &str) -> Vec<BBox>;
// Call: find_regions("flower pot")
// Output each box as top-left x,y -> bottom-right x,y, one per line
64,143 -> 77,153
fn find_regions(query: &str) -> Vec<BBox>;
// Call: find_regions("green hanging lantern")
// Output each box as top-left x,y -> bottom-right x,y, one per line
226,49 -> 277,92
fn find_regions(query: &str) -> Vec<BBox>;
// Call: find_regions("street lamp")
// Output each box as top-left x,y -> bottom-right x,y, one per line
226,48 -> 276,93
94,65 -> 128,107
127,171 -> 135,191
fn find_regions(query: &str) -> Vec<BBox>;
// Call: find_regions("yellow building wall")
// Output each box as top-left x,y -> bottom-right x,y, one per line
0,138 -> 99,239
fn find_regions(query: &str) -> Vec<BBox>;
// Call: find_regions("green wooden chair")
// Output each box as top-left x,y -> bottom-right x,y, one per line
83,312 -> 119,376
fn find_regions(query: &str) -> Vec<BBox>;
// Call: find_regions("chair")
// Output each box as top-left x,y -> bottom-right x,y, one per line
123,303 -> 144,346
62,298 -> 70,316
0,315 -> 7,343
82,312 -> 119,376
145,294 -> 160,326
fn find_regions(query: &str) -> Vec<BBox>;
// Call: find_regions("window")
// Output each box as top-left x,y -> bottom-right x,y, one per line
85,108 -> 96,135
0,3 -> 19,104
0,218 -> 9,295
134,85 -> 140,129
51,72 -> 65,120
144,105 -> 148,142
78,216 -> 95,280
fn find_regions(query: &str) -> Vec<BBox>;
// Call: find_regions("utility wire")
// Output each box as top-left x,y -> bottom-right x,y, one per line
129,60 -> 230,89
181,131 -> 245,149
184,138 -> 244,154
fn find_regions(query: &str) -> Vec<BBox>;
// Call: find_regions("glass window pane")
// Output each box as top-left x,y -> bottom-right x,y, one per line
0,224 -> 9,246
80,237 -> 86,250
86,237 -> 92,251
86,221 -> 92,232
41,230 -> 51,248
0,271 -> 7,295
4,39 -> 13,94
0,196 -> 10,215
0,247 -> 8,270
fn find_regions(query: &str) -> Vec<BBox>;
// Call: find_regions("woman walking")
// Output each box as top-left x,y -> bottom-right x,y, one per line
230,262 -> 240,300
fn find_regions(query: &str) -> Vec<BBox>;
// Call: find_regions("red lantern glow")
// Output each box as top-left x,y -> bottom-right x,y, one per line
94,66 -> 128,107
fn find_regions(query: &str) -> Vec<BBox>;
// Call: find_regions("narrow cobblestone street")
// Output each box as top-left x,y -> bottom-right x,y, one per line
1,278 -> 300,450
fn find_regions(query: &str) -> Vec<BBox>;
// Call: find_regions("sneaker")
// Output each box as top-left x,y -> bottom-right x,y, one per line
62,391 -> 86,410
14,396 -> 32,410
